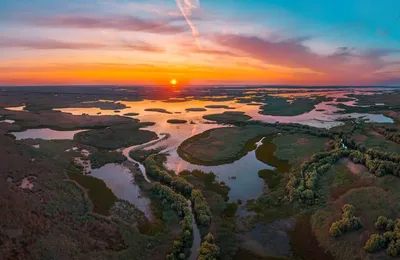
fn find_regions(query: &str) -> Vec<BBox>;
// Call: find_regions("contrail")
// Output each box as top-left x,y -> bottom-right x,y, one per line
175,0 -> 201,48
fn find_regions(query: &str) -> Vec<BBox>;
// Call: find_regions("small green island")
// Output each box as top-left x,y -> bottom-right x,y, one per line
167,119 -> 188,124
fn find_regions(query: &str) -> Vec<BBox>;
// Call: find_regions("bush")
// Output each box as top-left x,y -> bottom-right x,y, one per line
329,204 -> 362,237
364,234 -> 386,253
198,233 -> 220,260
366,217 -> 400,256
191,189 -> 212,226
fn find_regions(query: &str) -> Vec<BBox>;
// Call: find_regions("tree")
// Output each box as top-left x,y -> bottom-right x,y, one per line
375,216 -> 389,230
198,233 -> 220,260
364,234 -> 386,253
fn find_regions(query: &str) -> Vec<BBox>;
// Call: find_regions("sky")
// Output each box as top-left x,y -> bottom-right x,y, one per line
1,0 -> 400,86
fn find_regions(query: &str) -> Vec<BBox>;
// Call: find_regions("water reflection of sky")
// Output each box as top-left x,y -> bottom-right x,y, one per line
90,163 -> 153,220
45,89 -> 396,201
12,128 -> 86,140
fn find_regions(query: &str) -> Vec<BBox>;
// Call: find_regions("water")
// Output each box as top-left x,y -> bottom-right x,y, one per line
0,119 -> 15,124
166,139 -> 273,202
53,89 -> 394,201
5,106 -> 26,111
90,163 -> 154,220
11,128 -> 86,140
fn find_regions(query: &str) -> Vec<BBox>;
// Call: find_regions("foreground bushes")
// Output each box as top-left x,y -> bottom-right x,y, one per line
152,183 -> 194,260
145,155 -> 212,227
191,189 -> 212,226
145,155 -> 193,196
365,216 -> 400,256
329,204 -> 362,237
198,233 -> 220,260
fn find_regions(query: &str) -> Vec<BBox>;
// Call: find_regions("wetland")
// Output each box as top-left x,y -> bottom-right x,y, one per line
1,85 -> 400,260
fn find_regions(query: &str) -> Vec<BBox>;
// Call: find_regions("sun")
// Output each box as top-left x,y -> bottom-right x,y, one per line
170,79 -> 177,85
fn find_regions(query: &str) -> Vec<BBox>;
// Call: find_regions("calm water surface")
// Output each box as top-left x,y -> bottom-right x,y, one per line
90,163 -> 154,220
52,89 -> 394,201
12,128 -> 86,140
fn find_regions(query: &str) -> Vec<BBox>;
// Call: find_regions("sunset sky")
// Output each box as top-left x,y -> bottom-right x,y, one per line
1,0 -> 400,86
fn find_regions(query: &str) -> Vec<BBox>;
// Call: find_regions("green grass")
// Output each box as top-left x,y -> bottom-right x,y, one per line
256,136 -> 292,173
177,126 -> 278,166
352,126 -> 400,153
74,122 -> 157,149
67,164 -> 117,215
310,175 -> 400,260
272,133 -> 329,165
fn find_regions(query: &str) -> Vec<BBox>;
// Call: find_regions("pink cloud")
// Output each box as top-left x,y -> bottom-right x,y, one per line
212,33 -> 400,84
26,15 -> 187,34
0,37 -> 164,52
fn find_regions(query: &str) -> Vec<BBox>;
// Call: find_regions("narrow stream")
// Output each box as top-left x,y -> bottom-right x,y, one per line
121,133 -> 169,183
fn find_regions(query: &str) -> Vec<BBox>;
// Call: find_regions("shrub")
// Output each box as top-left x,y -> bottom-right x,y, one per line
198,233 -> 220,260
329,204 -> 362,237
364,234 -> 386,253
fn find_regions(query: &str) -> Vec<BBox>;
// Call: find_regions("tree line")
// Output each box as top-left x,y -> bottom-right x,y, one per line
287,137 -> 400,204
198,233 -> 220,260
152,183 -> 194,260
144,154 -> 193,196
371,125 -> 400,144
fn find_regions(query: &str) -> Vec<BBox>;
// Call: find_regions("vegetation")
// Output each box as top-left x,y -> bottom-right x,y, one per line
198,233 -> 220,260
167,119 -> 188,124
145,108 -> 173,114
204,105 -> 234,109
336,97 -> 355,102
328,204 -> 362,237
185,108 -> 207,112
74,122 -> 157,149
124,112 -> 139,116
371,125 -> 400,144
152,183 -> 194,260
89,150 -> 126,169
66,164 -> 117,215
203,111 -> 251,124
191,189 -> 212,226
180,170 -> 230,200
364,216 -> 400,256
144,154 -> 193,196
178,126 -> 278,166
259,96 -> 333,116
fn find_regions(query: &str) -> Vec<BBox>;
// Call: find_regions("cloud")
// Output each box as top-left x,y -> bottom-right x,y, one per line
211,33 -> 400,83
0,37 -> 164,52
0,37 -> 106,49
24,15 -> 187,34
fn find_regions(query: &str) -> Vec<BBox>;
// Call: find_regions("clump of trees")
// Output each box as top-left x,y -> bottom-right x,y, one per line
89,150 -> 126,169
287,136 -> 400,204
372,126 -> 400,144
286,149 -> 351,204
191,189 -> 212,226
152,183 -> 194,259
365,216 -> 400,256
145,155 -> 193,196
198,233 -> 220,260
328,204 -> 362,237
